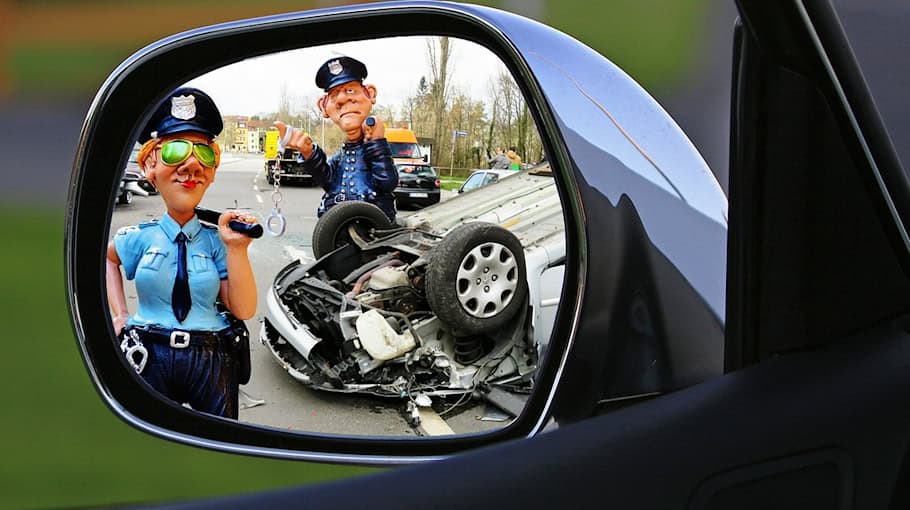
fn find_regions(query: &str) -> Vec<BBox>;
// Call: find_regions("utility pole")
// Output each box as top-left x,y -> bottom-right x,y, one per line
449,129 -> 468,177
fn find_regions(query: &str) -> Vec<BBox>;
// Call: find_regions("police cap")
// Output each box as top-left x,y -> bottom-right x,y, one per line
315,56 -> 368,92
138,87 -> 223,143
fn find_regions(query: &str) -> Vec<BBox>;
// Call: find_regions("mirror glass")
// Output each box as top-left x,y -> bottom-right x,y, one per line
106,35 -> 565,438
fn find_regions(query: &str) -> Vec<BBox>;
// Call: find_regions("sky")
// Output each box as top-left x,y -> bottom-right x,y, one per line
186,35 -> 510,118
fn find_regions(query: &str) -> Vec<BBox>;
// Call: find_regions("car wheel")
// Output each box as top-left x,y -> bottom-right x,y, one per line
312,201 -> 394,259
118,190 -> 132,205
265,164 -> 275,185
425,222 -> 527,335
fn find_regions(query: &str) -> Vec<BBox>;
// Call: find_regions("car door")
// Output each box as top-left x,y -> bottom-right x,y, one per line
61,0 -> 910,507
165,0 -> 910,507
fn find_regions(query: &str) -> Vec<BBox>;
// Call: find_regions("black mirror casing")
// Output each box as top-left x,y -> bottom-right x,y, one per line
67,1 -> 727,463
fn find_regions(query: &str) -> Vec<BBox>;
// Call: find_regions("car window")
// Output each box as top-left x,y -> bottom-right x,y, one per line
399,165 -> 436,177
390,142 -> 422,159
461,172 -> 486,192
482,173 -> 498,186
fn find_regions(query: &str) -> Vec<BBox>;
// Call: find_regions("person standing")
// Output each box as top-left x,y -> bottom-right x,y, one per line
487,147 -> 511,169
274,56 -> 398,221
506,146 -> 523,170
106,87 -> 258,419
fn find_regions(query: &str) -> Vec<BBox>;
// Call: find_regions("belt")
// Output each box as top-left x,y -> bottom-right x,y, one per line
129,325 -> 234,349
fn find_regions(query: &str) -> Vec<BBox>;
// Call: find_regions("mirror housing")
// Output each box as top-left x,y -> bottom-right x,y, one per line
67,1 -> 726,464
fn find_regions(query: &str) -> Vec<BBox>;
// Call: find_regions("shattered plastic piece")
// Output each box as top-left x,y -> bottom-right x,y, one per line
239,388 -> 266,410
414,394 -> 433,407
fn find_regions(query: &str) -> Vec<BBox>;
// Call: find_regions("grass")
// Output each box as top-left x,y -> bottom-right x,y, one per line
0,206 -> 372,509
5,0 -> 710,95
440,178 -> 466,192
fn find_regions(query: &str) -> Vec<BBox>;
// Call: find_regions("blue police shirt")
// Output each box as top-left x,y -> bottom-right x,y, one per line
298,138 -> 398,220
114,213 -> 229,331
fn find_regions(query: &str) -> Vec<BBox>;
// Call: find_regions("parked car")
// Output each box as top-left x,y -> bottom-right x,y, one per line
458,168 -> 519,194
65,0 -> 910,507
116,145 -> 150,205
393,164 -> 441,208
262,166 -> 562,405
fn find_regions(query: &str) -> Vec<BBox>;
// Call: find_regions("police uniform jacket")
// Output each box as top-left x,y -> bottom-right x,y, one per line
299,137 -> 398,220
114,213 -> 229,332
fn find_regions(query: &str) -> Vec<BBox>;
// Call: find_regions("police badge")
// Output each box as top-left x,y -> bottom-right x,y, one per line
171,95 -> 196,120
328,59 -> 343,75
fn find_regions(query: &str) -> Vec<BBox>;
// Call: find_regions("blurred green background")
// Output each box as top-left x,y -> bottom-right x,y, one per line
0,0 -> 723,507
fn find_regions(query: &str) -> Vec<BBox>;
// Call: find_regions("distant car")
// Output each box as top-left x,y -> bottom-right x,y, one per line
458,168 -> 517,194
264,148 -> 316,186
393,164 -> 441,208
117,145 -> 152,205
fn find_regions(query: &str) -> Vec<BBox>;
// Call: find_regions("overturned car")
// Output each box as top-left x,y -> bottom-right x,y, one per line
260,165 -> 565,404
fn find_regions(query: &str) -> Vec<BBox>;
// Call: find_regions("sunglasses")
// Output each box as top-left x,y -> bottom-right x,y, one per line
157,139 -> 217,168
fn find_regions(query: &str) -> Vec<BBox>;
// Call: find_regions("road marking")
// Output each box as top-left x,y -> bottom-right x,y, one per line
417,407 -> 455,436
253,185 -> 260,192
256,194 -> 263,204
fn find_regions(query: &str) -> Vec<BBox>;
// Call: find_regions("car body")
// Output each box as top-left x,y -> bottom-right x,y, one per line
262,166 -> 563,404
393,163 -> 441,208
458,168 -> 519,194
63,0 -> 910,507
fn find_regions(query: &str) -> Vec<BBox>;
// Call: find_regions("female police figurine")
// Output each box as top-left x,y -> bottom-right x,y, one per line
274,56 -> 398,221
106,87 -> 258,419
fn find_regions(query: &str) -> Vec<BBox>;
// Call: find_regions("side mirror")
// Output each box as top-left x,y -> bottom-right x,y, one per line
67,1 -> 726,465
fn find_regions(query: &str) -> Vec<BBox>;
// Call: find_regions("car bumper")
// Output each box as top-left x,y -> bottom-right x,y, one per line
394,188 -> 441,206
262,284 -> 322,360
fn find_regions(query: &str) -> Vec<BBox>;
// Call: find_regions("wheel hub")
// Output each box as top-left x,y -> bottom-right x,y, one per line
455,241 -> 519,318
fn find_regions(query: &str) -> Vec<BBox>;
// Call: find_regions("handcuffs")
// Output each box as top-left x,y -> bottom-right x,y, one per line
120,328 -> 148,374
266,127 -> 300,237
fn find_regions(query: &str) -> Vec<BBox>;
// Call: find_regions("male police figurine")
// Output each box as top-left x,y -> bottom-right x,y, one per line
274,56 -> 398,220
106,87 -> 258,419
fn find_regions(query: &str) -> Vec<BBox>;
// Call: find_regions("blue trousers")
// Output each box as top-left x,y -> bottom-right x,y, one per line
141,341 -> 239,419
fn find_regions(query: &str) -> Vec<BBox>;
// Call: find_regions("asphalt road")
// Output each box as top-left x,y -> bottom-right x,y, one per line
109,153 -> 504,437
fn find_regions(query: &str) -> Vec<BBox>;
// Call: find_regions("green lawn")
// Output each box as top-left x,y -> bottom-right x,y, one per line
440,178 -> 466,192
0,206 -> 372,509
8,0 -> 710,95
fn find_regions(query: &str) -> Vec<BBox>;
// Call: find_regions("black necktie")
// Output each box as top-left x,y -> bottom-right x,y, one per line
172,232 -> 191,322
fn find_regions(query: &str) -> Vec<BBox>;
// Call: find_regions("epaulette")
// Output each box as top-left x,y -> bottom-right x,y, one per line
115,224 -> 142,236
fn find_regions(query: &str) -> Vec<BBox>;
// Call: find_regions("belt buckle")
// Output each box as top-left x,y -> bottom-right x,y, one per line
334,192 -> 346,203
170,330 -> 191,348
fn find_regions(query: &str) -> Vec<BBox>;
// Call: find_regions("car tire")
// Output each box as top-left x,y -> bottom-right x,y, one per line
312,201 -> 394,259
118,190 -> 132,205
265,164 -> 275,185
425,222 -> 527,335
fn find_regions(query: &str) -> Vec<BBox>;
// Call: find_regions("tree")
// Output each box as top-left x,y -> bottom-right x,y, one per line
427,36 -> 453,162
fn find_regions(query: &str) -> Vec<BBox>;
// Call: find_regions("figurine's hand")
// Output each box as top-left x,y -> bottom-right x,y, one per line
362,116 -> 384,142
112,314 -> 128,336
218,210 -> 257,248
273,121 -> 315,159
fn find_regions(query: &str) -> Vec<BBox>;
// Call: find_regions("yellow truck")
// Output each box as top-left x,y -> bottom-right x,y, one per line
263,128 -> 315,185
385,127 -> 428,165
